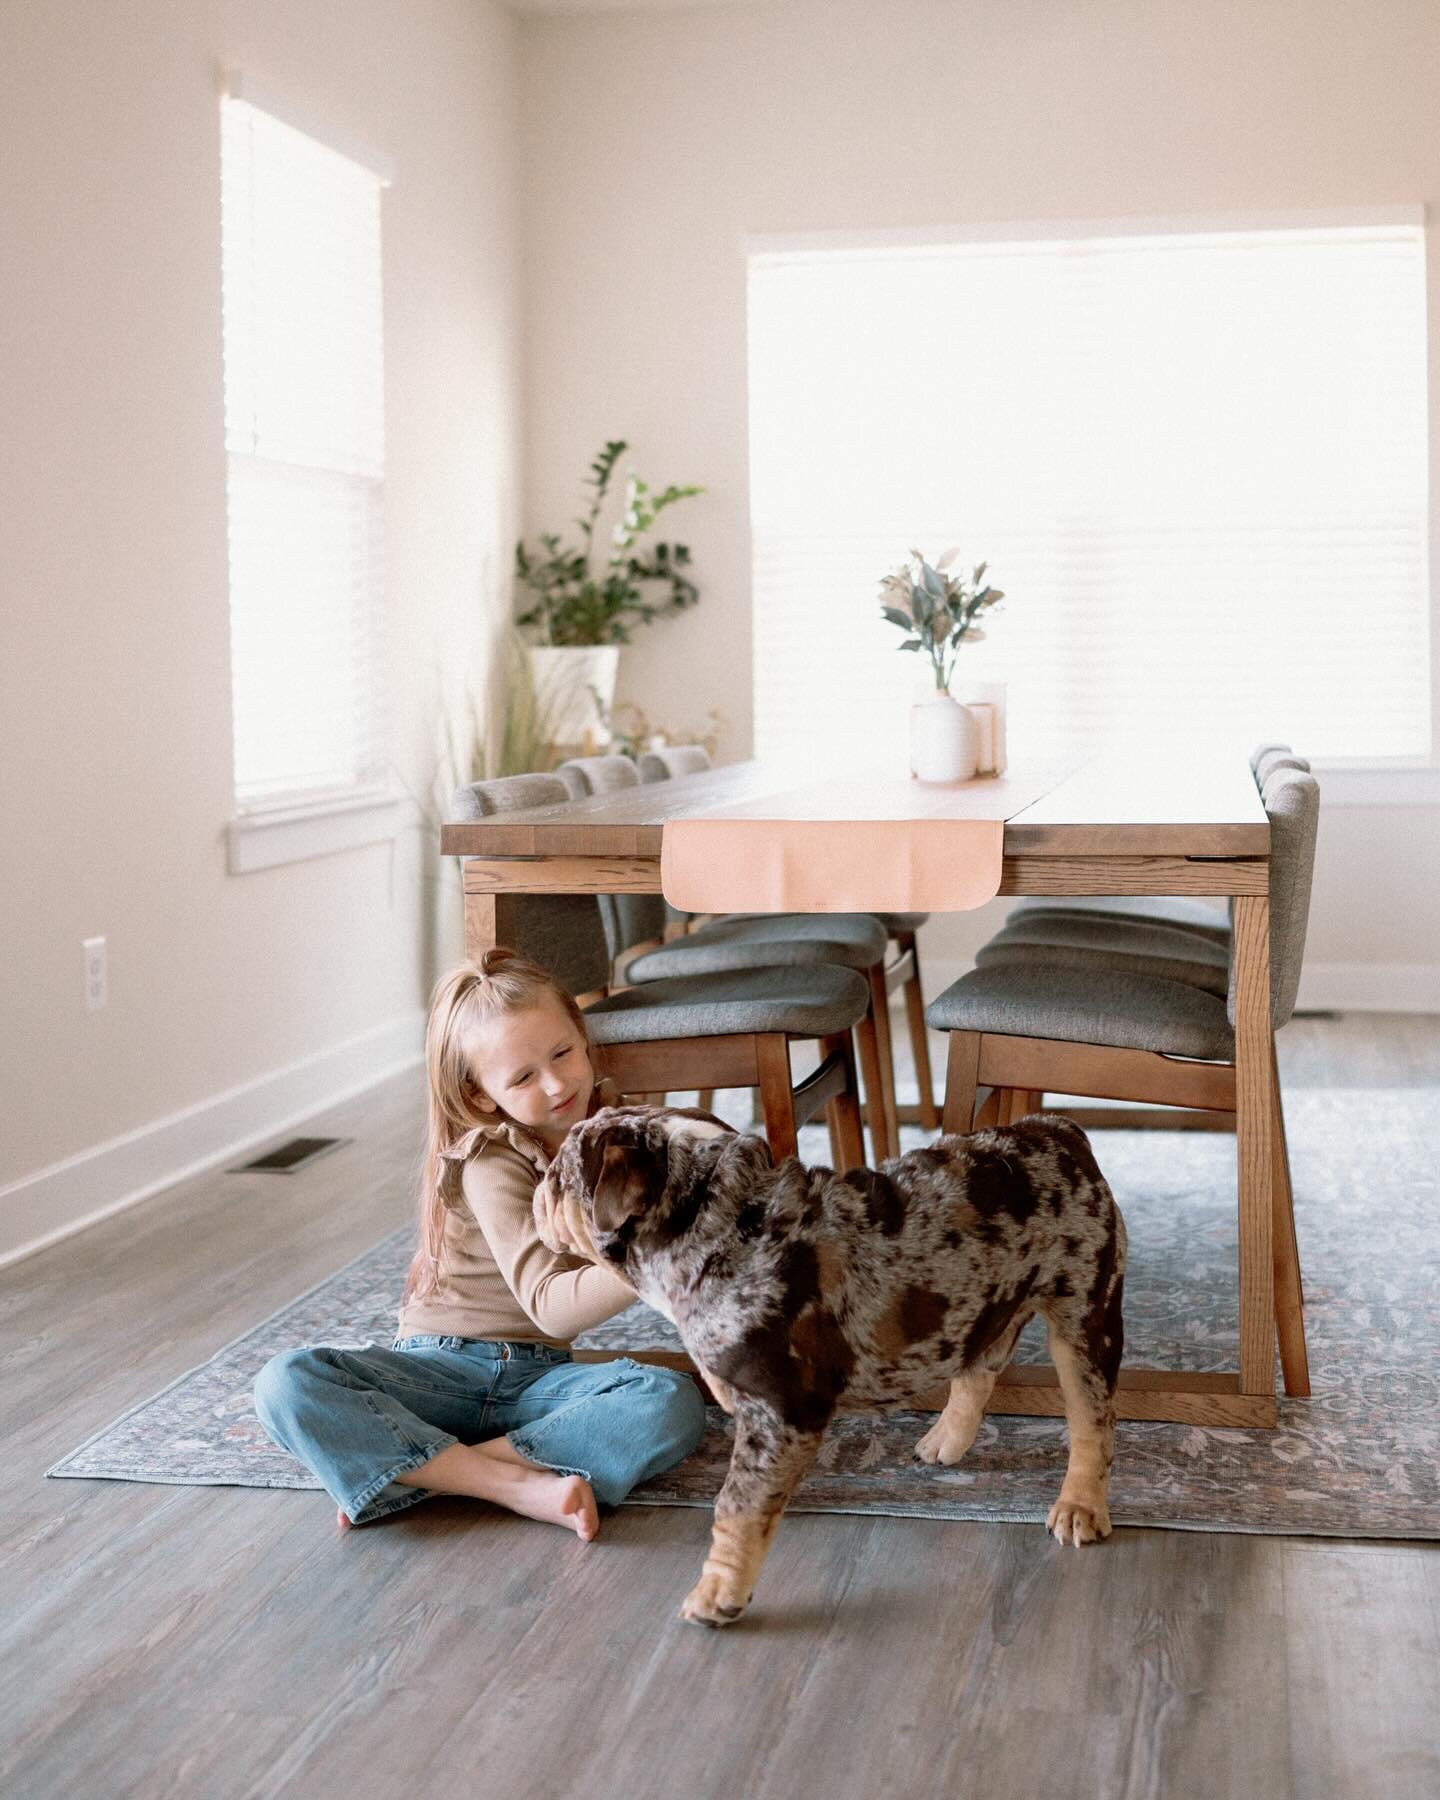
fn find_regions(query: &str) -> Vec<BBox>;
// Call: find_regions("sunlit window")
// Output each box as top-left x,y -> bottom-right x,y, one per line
748,218 -> 1430,766
221,89 -> 388,810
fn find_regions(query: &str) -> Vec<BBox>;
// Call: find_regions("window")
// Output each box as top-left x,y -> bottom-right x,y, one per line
748,215 -> 1431,767
220,83 -> 390,816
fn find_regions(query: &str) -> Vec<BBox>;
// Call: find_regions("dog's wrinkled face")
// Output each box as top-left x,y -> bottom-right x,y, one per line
534,1105 -> 732,1264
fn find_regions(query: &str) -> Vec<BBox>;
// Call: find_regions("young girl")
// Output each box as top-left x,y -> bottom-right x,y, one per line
253,950 -> 706,1541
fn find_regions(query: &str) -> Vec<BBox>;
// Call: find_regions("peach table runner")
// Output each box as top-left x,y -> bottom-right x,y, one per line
659,763 -> 1069,913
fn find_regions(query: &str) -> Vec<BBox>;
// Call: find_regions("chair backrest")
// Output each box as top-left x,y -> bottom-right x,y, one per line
555,754 -> 639,801
552,756 -> 666,956
448,773 -> 612,996
1226,766 -> 1320,1031
1249,741 -> 1292,774
638,744 -> 711,783
450,771 -> 562,823
1255,748 -> 1311,784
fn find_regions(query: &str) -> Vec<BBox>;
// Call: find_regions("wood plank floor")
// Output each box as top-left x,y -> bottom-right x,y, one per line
2,1014 -> 1437,1800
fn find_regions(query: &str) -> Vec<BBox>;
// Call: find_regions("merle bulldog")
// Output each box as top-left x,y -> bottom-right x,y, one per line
535,1105 -> 1126,1627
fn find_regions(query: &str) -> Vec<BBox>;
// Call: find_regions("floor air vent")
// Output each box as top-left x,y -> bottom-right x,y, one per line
234,1136 -> 350,1174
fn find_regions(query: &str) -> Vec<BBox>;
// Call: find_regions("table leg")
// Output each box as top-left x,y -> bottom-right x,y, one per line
1232,893 -> 1276,1401
463,888 -> 521,966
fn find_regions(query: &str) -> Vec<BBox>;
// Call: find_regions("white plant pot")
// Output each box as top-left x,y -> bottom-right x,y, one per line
910,694 -> 978,783
528,645 -> 620,750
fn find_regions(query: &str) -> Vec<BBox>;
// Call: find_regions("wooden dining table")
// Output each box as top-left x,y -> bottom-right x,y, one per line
440,751 -> 1279,1428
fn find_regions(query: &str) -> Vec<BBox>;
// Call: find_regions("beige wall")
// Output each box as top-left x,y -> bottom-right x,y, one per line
0,0 -> 518,1209
3,0 -> 1438,1255
517,0 -> 1440,991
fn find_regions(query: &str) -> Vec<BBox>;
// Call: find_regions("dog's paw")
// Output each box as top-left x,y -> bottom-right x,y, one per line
1046,1495 -> 1112,1547
912,1414 -> 980,1467
679,1572 -> 750,1628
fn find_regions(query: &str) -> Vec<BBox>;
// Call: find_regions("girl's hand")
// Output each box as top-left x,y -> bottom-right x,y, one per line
533,1168 -> 578,1256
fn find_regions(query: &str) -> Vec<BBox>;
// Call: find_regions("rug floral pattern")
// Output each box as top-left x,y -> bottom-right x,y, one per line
48,1091 -> 1440,1538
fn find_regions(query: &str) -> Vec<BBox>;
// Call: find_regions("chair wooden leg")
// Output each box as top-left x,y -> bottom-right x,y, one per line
972,1088 -> 1002,1129
855,1001 -> 893,1164
898,933 -> 939,1129
1270,1047 -> 1310,1397
866,965 -> 901,1161
697,1089 -> 715,1111
820,1032 -> 866,1172
1233,895 -> 1277,1404
941,1032 -> 981,1135
1001,1088 -> 1029,1126
755,1034 -> 799,1162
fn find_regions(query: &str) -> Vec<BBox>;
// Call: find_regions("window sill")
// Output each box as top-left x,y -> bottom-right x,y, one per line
1311,765 -> 1440,807
226,787 -> 402,874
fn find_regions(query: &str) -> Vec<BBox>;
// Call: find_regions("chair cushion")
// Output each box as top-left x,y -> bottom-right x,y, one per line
625,913 -> 887,980
924,963 -> 1235,1061
584,964 -> 869,1043
722,909 -> 928,936
1007,893 -> 1232,945
977,915 -> 1232,997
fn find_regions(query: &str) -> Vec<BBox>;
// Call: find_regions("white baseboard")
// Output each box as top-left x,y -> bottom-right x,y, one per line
0,1011 -> 427,1271
922,959 -> 1440,1016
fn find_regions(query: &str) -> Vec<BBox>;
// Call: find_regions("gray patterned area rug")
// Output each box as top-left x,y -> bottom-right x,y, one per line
48,1089 -> 1440,1538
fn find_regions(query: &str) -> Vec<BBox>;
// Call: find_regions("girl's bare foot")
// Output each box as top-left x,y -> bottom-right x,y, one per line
491,1465 -> 599,1541
337,1507 -> 352,1530
391,1441 -> 600,1539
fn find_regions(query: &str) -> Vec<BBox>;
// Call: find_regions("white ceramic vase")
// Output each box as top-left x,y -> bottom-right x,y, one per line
910,694 -> 978,783
528,645 -> 620,749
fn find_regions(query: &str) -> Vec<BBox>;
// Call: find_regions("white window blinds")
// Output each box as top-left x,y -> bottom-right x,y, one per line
748,219 -> 1431,766
221,91 -> 388,811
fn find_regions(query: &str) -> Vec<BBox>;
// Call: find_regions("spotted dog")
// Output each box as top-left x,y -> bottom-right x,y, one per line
535,1104 -> 1126,1628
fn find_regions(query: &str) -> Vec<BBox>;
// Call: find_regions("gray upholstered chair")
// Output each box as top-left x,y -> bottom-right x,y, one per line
635,745 -> 937,1152
1005,745 -> 1308,947
557,751 -> 901,1161
1255,748 -> 1311,784
643,742 -> 968,1130
972,759 -> 1308,997
637,744 -> 712,782
449,772 -> 868,1167
924,765 -> 1320,1403
555,754 -> 671,978
555,754 -> 640,801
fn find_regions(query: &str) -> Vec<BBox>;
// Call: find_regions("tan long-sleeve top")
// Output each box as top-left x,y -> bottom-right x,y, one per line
395,1117 -> 635,1348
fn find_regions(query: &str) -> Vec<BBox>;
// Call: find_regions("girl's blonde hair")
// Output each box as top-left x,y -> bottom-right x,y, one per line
403,948 -> 589,1305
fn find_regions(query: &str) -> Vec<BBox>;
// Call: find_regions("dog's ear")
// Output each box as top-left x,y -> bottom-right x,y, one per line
584,1131 -> 668,1235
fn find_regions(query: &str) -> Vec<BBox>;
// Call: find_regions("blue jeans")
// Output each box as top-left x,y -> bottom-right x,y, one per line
253,1336 -> 707,1523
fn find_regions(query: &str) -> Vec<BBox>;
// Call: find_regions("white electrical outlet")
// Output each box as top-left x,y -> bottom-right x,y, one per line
83,936 -> 107,1011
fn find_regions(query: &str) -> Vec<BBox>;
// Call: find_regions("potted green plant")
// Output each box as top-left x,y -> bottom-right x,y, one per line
515,440 -> 703,747
878,549 -> 1006,781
